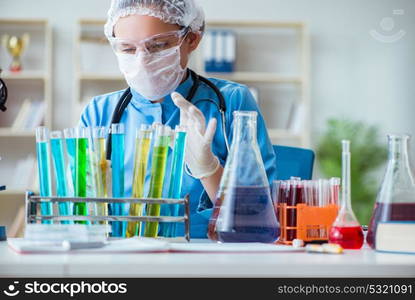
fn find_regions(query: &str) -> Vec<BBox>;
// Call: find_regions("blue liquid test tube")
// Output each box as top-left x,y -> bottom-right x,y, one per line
50,131 -> 71,224
35,127 -> 53,224
63,128 -> 76,196
111,124 -> 125,237
161,126 -> 187,237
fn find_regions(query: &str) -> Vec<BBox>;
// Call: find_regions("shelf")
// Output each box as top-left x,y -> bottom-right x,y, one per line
79,73 -> 124,81
1,70 -> 48,80
202,72 -> 303,84
0,128 -> 36,137
268,129 -> 302,139
0,19 -> 48,26
207,21 -> 305,29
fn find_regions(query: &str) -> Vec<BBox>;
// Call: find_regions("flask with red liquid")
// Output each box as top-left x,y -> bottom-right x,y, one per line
329,140 -> 364,249
367,134 -> 415,249
207,111 -> 279,243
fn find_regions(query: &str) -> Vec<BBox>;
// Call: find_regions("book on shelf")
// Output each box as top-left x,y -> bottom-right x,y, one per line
11,99 -> 45,131
204,30 -> 236,73
24,101 -> 45,129
286,101 -> 306,134
11,99 -> 31,130
11,154 -> 37,191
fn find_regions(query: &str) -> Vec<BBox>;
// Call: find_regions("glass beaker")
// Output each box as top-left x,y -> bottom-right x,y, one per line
208,111 -> 279,243
367,134 -> 415,249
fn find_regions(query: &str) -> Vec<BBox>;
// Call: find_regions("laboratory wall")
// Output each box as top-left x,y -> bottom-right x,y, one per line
0,0 -> 414,150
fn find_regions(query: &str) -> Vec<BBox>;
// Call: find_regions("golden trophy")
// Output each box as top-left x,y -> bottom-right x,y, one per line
2,33 -> 30,72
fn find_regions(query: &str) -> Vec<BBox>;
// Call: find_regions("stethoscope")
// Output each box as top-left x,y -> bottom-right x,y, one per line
0,69 -> 8,112
106,69 -> 230,159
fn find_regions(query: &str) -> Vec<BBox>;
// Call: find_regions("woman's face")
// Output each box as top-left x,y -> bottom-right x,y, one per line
113,14 -> 201,70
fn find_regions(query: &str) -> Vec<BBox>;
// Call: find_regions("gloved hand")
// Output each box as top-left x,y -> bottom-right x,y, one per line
171,92 -> 220,179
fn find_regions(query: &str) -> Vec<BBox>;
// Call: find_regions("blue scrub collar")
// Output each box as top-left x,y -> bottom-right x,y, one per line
130,69 -> 194,108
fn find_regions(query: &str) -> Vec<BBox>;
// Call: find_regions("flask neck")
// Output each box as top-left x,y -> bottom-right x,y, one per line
388,135 -> 411,163
233,113 -> 257,145
341,148 -> 353,211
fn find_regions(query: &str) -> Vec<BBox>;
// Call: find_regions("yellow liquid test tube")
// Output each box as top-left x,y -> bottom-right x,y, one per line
126,125 -> 153,237
92,127 -> 109,224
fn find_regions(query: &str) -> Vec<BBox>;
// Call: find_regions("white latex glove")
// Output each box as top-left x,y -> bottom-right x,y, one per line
171,92 -> 220,179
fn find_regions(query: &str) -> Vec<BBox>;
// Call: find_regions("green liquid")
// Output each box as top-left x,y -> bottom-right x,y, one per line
74,137 -> 88,224
144,136 -> 170,237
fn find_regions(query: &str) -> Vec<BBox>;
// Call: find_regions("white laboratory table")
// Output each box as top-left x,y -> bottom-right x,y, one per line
0,241 -> 414,278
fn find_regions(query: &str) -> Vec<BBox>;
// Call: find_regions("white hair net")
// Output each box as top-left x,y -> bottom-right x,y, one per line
105,0 -> 205,39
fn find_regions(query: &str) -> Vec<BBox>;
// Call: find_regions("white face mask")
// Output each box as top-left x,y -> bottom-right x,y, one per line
116,45 -> 186,101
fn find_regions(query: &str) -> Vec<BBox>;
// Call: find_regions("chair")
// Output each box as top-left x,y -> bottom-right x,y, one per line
273,145 -> 315,180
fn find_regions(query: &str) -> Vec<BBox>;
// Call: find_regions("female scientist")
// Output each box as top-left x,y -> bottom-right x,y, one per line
80,0 -> 277,238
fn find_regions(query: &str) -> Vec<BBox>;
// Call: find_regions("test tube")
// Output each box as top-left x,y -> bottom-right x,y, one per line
91,127 -> 109,220
50,131 -> 70,224
330,177 -> 341,206
144,125 -> 171,238
126,125 -> 153,238
111,124 -> 126,237
74,127 -> 89,224
36,127 -> 53,224
162,125 -> 187,237
63,128 -> 76,196
287,179 -> 298,241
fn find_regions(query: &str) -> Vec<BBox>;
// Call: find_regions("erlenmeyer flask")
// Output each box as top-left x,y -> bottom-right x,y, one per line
367,134 -> 415,249
208,111 -> 279,243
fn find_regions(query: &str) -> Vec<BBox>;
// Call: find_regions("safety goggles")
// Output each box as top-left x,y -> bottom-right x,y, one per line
109,27 -> 190,56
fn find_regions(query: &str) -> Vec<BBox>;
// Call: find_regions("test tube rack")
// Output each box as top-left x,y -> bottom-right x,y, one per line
277,203 -> 339,244
24,191 -> 191,242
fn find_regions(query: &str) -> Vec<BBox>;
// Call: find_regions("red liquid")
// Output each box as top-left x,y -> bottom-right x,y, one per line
367,202 -> 415,248
329,226 -> 364,249
275,184 -> 303,241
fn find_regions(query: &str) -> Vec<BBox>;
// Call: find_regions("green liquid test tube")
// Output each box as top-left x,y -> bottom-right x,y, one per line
74,127 -> 89,224
92,127 -> 109,225
36,127 -> 53,224
50,131 -> 71,224
126,125 -> 153,238
144,125 -> 171,238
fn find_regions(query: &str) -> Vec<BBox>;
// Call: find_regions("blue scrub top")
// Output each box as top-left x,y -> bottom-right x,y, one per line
79,71 -> 277,238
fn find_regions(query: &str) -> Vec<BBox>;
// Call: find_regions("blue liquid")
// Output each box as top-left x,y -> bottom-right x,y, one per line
111,133 -> 125,237
65,138 -> 76,192
161,131 -> 187,237
36,142 -> 53,224
215,186 -> 280,243
51,138 -> 70,224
